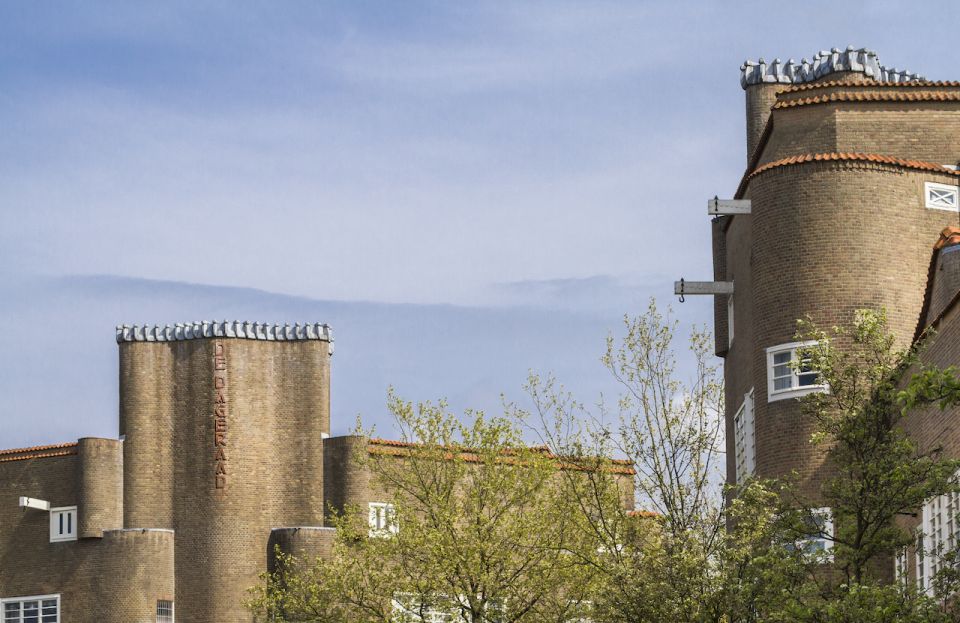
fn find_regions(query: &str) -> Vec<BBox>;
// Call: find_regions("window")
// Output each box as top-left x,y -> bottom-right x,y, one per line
894,547 -> 908,587
733,389 -> 755,484
368,502 -> 398,537
1,595 -> 59,623
727,295 -> 735,348
49,507 -> 76,543
765,341 -> 826,402
156,600 -> 174,623
392,595 -> 453,623
917,486 -> 960,594
925,182 -> 959,211
794,507 -> 833,561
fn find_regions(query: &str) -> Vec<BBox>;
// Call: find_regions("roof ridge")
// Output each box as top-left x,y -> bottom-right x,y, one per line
0,441 -> 78,457
774,91 -> 960,110
784,80 -> 960,92
116,320 -> 333,353
749,153 -> 960,181
741,46 -> 924,89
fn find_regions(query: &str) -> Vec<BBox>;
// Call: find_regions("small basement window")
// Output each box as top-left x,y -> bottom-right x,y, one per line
925,182 -> 959,211
766,341 -> 826,402
157,600 -> 174,623
1,594 -> 59,623
49,507 -> 77,543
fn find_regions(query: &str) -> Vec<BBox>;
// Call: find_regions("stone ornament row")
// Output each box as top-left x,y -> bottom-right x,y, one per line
116,321 -> 334,353
741,46 -> 924,88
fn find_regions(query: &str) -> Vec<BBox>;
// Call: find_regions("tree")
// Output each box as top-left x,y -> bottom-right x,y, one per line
248,389 -> 602,623
792,310 -> 960,587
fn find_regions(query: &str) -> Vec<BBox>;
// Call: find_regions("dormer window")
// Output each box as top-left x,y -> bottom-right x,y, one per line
925,182 -> 958,211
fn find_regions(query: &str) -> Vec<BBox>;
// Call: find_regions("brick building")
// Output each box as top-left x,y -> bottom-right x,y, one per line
0,321 -> 634,622
708,46 -> 960,590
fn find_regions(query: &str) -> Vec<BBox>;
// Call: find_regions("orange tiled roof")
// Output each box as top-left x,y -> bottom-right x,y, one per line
368,438 -> 636,475
627,510 -> 660,519
774,91 -> 960,110
748,153 -> 960,181
0,442 -> 78,463
783,80 -> 960,93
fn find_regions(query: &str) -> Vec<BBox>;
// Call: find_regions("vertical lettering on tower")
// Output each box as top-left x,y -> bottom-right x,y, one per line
213,341 -> 228,490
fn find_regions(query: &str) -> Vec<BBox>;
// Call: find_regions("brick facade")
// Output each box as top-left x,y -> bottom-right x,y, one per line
719,50 -> 960,584
1,321 -> 632,621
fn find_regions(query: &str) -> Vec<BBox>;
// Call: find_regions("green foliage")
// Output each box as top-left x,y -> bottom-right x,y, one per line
249,389 -> 598,623
795,309 -> 960,586
248,303 -> 960,623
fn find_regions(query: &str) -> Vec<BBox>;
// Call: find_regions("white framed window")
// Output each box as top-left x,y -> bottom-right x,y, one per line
917,486 -> 960,594
156,600 -> 174,623
49,507 -> 76,543
925,182 -> 959,211
1,594 -> 59,623
727,295 -> 735,348
894,547 -> 908,586
733,389 -> 755,484
368,502 -> 398,537
795,507 -> 833,561
392,594 -> 454,623
766,341 -> 826,402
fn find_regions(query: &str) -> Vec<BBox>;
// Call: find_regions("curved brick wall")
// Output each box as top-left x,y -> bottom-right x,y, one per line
120,342 -> 177,529
745,83 -> 781,161
89,529 -> 175,623
77,438 -> 122,538
748,162 -> 957,496
119,337 -> 330,622
267,527 -> 337,573
323,436 -> 372,522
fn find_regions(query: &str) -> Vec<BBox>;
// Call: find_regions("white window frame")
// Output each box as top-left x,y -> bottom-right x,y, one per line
727,295 -> 735,348
917,484 -> 960,595
796,507 -> 834,561
766,341 -> 827,402
368,502 -> 398,537
733,389 -> 755,484
156,599 -> 174,623
1,594 -> 60,623
925,181 -> 959,211
49,507 -> 77,543
894,546 -> 908,587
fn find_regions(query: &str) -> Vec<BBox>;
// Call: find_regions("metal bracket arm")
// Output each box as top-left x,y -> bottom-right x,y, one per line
708,197 -> 752,216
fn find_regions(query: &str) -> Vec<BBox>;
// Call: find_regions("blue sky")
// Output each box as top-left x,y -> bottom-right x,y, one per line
2,1 -> 959,447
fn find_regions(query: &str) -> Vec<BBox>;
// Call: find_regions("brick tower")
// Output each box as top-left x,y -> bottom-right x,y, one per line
118,322 -> 333,622
709,47 -> 960,505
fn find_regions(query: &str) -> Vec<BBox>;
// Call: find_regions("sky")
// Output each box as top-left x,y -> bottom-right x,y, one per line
3,0 -> 960,447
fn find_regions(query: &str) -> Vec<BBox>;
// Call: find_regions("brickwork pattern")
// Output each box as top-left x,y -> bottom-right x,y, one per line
0,454 -> 174,623
120,338 -> 330,622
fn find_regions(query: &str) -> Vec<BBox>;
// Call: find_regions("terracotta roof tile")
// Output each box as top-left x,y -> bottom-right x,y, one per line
368,437 -> 636,475
0,442 -> 78,457
0,450 -> 78,463
748,153 -> 960,181
783,80 -> 960,93
774,91 -> 960,110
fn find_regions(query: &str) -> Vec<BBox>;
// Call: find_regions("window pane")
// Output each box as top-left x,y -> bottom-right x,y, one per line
773,352 -> 791,365
5,603 -> 20,623
773,363 -> 791,378
23,601 -> 38,623
798,372 -> 819,387
774,377 -> 792,391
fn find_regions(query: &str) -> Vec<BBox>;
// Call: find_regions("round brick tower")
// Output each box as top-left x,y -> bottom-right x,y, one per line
722,47 -> 960,503
118,321 -> 332,623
